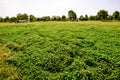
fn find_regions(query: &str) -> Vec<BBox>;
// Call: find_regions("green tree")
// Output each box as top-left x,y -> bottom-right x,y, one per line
84,14 -> 88,20
113,11 -> 120,20
52,16 -> 61,21
89,15 -> 96,20
4,16 -> 10,22
118,15 -> 120,21
56,16 -> 61,21
107,15 -> 113,20
0,17 -> 4,22
79,15 -> 84,21
41,16 -> 50,21
17,13 -> 22,20
10,17 -> 17,22
97,10 -> 108,20
30,14 -> 36,22
22,13 -> 28,20
17,13 -> 28,21
61,15 -> 66,21
68,10 -> 77,21
95,15 -> 101,20
36,18 -> 41,21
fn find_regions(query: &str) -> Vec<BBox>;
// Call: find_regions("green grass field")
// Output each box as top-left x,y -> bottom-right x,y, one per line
0,21 -> 120,80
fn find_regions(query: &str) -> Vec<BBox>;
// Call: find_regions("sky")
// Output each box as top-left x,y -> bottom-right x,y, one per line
0,0 -> 120,18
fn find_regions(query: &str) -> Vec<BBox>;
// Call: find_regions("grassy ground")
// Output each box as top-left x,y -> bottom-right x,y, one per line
0,21 -> 120,80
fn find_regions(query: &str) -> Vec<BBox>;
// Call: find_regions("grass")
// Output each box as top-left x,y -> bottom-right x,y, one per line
0,21 -> 120,80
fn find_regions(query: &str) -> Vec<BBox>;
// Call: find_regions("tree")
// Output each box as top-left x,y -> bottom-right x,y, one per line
96,15 -> 101,20
89,15 -> 96,20
52,16 -> 61,21
79,15 -> 84,21
4,16 -> 10,22
0,17 -> 4,22
118,15 -> 120,21
61,15 -> 66,21
17,13 -> 22,20
68,10 -> 77,21
30,14 -> 36,22
36,17 -> 41,21
41,16 -> 50,21
97,10 -> 108,20
17,13 -> 28,21
10,17 -> 17,22
22,13 -> 28,20
107,15 -> 113,20
84,14 -> 88,20
113,11 -> 120,20
56,16 -> 61,21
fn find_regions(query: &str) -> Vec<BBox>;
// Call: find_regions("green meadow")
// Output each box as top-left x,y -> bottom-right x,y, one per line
0,21 -> 120,80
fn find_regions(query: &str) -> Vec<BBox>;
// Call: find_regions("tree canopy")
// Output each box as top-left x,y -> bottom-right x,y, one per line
68,10 -> 77,21
0,9 -> 120,23
96,10 -> 108,20
17,13 -> 28,21
113,11 -> 120,20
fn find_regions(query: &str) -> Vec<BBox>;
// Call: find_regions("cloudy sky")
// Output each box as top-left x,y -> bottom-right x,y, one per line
0,0 -> 120,18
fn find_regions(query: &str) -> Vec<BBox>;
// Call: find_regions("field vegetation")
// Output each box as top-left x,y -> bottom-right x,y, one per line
0,21 -> 120,79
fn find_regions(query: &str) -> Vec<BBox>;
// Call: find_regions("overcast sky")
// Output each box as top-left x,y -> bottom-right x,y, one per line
0,0 -> 120,18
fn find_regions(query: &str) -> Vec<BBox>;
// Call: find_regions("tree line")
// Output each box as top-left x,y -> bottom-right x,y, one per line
0,10 -> 120,22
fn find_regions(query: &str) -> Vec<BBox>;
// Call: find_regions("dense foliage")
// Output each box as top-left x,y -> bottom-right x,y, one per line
68,10 -> 77,21
96,10 -> 108,20
0,22 -> 120,79
113,11 -> 120,20
0,10 -> 120,22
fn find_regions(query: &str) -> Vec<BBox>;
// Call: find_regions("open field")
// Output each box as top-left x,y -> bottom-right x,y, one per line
0,21 -> 120,80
